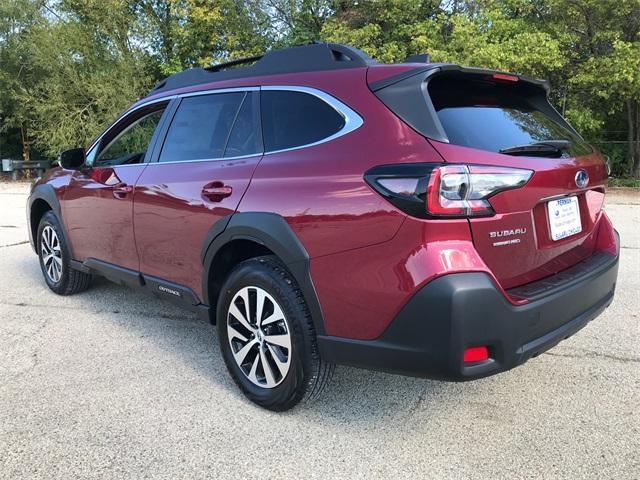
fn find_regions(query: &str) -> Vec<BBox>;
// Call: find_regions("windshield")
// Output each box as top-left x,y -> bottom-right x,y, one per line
429,76 -> 592,157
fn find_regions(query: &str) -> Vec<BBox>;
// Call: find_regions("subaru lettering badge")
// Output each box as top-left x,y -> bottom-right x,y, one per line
575,169 -> 589,188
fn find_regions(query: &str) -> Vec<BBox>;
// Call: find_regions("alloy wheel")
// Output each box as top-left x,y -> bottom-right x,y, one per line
226,286 -> 292,388
41,225 -> 62,283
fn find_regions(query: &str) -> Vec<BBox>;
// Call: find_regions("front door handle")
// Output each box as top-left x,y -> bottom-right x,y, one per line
202,182 -> 233,202
112,184 -> 133,199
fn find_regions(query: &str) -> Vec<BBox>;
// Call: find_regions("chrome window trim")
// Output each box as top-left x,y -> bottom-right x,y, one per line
86,95 -> 175,157
86,85 -> 363,168
86,87 -> 256,157
145,152 -> 262,166
178,86 -> 259,99
93,109 -> 166,166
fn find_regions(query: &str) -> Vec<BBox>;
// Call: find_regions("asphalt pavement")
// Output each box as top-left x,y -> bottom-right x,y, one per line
1,181 -> 638,479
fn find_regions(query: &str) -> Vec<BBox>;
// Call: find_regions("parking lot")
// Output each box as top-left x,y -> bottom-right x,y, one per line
1,181 -> 638,479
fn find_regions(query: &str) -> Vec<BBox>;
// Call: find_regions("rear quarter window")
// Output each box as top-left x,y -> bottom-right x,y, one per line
261,90 -> 346,152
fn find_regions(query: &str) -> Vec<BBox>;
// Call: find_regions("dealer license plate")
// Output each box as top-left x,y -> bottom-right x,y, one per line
547,196 -> 582,241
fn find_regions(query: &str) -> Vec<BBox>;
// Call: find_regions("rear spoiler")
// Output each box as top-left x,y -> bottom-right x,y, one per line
368,65 -> 575,144
369,64 -> 550,93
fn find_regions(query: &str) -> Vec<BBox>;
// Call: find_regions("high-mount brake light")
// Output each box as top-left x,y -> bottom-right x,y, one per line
364,163 -> 532,219
492,73 -> 519,82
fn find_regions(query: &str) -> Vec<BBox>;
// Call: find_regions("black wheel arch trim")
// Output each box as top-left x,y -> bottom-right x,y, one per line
201,212 -> 326,335
28,184 -> 66,253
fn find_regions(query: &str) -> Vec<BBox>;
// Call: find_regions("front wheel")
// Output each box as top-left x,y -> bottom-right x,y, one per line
217,256 -> 333,411
37,211 -> 92,295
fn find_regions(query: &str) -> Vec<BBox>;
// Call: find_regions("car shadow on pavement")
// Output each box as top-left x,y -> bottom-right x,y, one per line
16,255 -> 451,421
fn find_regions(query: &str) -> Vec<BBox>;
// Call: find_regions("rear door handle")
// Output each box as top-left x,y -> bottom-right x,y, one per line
112,184 -> 133,199
202,182 -> 233,202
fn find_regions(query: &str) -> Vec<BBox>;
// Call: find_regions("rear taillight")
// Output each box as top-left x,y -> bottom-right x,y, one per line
365,163 -> 532,219
427,165 -> 532,217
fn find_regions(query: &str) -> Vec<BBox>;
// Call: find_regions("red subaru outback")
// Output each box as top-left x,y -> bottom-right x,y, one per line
28,43 -> 619,410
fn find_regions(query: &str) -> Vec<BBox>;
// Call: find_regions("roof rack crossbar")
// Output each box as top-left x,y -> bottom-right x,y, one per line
206,54 -> 264,72
405,53 -> 432,64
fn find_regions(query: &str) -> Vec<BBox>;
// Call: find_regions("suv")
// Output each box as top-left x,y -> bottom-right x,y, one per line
28,43 -> 619,411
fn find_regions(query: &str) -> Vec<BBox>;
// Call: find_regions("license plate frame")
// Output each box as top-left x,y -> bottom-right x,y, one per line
547,196 -> 582,241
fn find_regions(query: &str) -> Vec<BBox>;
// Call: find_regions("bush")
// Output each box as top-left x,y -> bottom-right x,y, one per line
593,143 -> 631,177
608,177 -> 640,188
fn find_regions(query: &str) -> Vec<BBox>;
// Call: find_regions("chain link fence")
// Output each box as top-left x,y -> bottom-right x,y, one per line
591,132 -> 638,177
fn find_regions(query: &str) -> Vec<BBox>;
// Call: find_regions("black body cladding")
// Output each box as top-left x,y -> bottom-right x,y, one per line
318,241 -> 619,380
201,212 -> 326,335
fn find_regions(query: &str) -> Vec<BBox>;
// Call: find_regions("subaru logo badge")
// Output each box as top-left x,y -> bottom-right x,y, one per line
575,170 -> 589,188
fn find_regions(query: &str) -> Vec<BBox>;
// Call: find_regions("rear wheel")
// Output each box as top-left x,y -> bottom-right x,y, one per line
37,211 -> 91,295
217,256 -> 333,411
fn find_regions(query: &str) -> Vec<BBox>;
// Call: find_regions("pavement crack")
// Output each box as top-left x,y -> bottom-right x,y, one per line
0,240 -> 29,248
3,301 -> 87,311
544,349 -> 640,364
1,301 -> 201,324
6,316 -> 49,379
407,386 -> 429,416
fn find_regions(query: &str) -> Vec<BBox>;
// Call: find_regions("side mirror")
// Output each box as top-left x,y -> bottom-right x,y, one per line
59,148 -> 86,170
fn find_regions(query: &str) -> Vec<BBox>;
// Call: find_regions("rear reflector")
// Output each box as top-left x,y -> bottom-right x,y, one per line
463,346 -> 489,363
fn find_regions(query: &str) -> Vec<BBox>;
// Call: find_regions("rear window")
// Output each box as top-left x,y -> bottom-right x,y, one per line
261,90 -> 345,152
428,76 -> 592,157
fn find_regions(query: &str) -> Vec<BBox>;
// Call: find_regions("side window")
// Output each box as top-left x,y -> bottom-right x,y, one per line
159,92 -> 244,163
95,109 -> 164,166
261,90 -> 346,152
224,92 -> 261,158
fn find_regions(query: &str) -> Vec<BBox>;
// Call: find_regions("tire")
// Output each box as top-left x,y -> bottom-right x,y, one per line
37,211 -> 92,295
217,255 -> 333,411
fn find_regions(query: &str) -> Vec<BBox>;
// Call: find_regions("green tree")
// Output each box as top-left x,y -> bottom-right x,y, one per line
1,0 -> 639,177
321,1 -> 565,75
136,0 -> 272,74
18,1 -> 154,157
321,0 -> 640,177
0,0 -> 44,161
545,0 -> 640,176
251,0 -> 335,45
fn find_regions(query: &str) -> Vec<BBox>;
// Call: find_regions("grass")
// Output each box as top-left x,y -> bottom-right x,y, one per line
609,177 -> 640,188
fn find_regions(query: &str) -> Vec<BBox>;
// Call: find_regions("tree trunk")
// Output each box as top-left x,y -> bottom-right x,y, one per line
631,100 -> 640,179
636,99 -> 640,178
20,123 -> 31,163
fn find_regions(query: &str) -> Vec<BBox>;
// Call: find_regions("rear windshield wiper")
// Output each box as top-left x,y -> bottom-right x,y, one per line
499,140 -> 571,156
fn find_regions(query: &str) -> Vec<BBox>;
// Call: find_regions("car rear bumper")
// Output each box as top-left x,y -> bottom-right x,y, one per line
317,233 -> 619,380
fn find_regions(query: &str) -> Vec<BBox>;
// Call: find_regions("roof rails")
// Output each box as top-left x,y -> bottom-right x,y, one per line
149,42 -> 375,96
